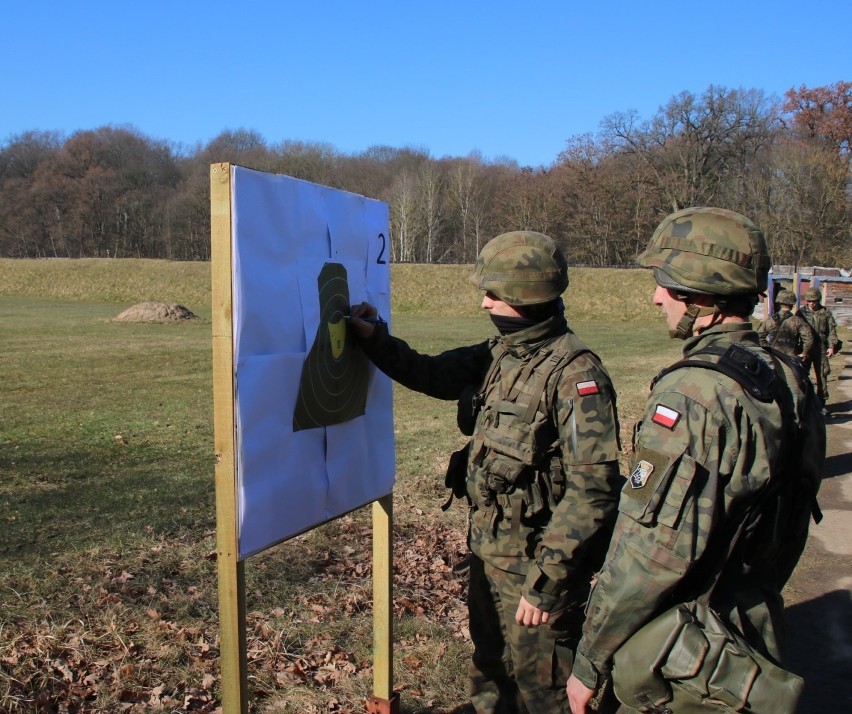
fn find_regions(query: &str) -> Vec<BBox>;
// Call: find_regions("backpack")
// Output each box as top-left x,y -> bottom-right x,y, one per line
614,343 -> 825,714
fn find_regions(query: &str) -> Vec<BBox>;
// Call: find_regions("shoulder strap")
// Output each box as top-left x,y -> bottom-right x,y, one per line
652,343 -> 776,402
524,339 -> 597,422
767,345 -> 810,387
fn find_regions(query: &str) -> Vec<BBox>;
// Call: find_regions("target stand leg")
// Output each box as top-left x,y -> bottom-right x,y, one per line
366,693 -> 400,714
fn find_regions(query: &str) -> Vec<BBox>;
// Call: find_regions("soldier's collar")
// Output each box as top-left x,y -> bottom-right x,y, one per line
499,313 -> 568,355
682,322 -> 756,356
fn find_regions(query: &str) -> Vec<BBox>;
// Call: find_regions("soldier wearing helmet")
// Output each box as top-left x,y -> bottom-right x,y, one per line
797,286 -> 841,415
756,289 -> 815,360
350,231 -> 623,713
567,208 -> 825,714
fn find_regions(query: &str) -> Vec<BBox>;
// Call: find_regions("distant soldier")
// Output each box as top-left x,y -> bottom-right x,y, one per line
757,289 -> 814,361
798,286 -> 841,415
349,231 -> 623,713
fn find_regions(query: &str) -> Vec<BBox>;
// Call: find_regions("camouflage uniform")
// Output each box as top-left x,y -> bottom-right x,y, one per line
756,311 -> 814,357
569,208 -> 825,713
798,295 -> 840,403
357,232 -> 623,713
756,290 -> 814,359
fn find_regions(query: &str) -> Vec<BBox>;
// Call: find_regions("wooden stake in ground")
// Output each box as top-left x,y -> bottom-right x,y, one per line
210,163 -> 249,714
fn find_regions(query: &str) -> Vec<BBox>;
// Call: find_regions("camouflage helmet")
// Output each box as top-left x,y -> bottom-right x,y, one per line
469,231 -> 568,306
775,289 -> 797,306
804,287 -> 822,302
638,207 -> 770,296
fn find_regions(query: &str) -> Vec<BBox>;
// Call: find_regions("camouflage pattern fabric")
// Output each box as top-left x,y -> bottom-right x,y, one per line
756,310 -> 815,357
637,207 -> 770,296
469,231 -> 569,307
467,555 -> 583,714
357,311 -> 622,713
774,289 -> 797,306
798,304 -> 840,402
571,323 -> 824,697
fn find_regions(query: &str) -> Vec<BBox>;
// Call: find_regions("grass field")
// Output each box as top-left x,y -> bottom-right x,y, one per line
1,259 -> 684,713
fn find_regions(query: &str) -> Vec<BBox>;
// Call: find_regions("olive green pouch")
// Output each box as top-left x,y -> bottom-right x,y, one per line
612,600 -> 803,714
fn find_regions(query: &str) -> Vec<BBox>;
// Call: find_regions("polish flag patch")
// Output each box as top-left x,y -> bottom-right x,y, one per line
652,404 -> 681,429
576,380 -> 600,396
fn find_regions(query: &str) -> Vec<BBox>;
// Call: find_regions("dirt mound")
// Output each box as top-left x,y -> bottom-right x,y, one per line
114,301 -> 198,322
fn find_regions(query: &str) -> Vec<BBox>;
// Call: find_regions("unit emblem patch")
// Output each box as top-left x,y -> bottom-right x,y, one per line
630,460 -> 655,489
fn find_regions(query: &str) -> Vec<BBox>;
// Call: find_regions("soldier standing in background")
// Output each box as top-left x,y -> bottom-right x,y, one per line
798,286 -> 841,417
566,208 -> 825,714
757,289 -> 814,361
350,231 -> 623,713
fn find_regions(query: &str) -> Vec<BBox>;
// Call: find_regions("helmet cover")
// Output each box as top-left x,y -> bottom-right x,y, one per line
639,207 -> 770,296
470,231 -> 568,306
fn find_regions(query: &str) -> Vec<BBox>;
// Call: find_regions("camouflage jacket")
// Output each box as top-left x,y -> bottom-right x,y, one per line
358,312 -> 623,612
572,323 -> 824,690
757,310 -> 814,357
797,304 -> 839,351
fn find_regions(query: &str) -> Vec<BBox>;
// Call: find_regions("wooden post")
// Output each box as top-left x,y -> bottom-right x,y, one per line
367,494 -> 399,714
210,163 -> 249,714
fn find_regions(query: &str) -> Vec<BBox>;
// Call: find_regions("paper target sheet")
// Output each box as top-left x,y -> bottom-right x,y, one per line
230,166 -> 395,559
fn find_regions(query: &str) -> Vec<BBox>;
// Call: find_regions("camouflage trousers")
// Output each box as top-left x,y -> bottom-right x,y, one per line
806,349 -> 831,403
467,555 -> 582,714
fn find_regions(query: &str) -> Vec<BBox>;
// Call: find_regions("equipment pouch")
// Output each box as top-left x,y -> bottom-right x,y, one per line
479,397 -> 553,467
442,442 -> 471,511
457,385 -> 482,436
612,601 -> 803,714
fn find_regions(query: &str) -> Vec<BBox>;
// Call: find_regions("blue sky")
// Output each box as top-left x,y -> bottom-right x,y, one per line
3,1 -> 849,167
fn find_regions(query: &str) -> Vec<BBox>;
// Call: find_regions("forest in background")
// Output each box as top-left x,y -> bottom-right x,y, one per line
1,82 -> 849,267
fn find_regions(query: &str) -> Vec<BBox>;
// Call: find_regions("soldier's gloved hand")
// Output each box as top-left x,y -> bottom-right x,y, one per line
515,596 -> 549,627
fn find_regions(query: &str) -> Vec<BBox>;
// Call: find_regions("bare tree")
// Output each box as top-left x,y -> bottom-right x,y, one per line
601,87 -> 779,212
416,161 -> 444,263
388,170 -> 419,262
754,137 -> 850,266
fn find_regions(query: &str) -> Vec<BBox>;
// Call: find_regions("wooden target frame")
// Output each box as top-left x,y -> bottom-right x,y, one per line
210,163 -> 398,713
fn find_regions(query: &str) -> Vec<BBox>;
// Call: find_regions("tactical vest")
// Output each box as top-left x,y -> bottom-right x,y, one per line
466,332 -> 594,519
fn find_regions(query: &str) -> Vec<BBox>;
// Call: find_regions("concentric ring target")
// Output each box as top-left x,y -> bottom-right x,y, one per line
293,262 -> 369,431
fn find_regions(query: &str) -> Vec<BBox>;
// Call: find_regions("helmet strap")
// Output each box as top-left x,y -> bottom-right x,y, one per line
670,302 -> 718,340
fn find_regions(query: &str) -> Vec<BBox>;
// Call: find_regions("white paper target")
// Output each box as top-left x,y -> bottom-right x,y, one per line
230,166 -> 395,559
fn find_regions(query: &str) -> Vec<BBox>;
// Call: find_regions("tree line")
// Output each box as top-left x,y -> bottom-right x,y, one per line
1,82 -> 849,267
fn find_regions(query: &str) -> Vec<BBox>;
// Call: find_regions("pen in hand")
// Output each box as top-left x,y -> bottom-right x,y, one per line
344,315 -> 386,325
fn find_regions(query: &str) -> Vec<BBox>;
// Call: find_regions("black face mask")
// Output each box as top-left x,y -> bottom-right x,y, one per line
490,313 -> 539,335
489,298 -> 564,335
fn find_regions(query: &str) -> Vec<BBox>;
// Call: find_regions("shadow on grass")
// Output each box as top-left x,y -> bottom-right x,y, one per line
0,442 -> 214,562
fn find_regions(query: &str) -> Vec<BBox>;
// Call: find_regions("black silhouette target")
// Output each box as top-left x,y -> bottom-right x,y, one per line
293,263 -> 369,431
